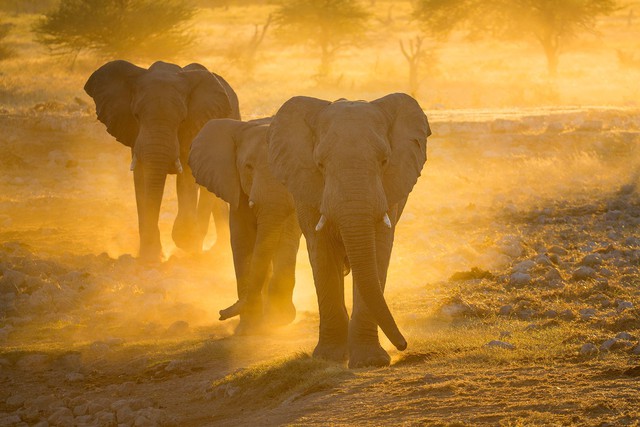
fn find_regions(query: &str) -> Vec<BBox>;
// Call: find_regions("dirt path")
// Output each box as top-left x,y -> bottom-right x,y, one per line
1,109 -> 640,426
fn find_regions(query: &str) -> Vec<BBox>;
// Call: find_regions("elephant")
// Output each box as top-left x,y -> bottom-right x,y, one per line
189,118 -> 301,331
84,60 -> 240,262
268,93 -> 431,368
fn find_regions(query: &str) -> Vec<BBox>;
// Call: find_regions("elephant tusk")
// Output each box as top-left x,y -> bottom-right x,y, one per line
175,159 -> 183,174
383,213 -> 392,228
249,200 -> 255,208
315,215 -> 327,232
129,154 -> 137,171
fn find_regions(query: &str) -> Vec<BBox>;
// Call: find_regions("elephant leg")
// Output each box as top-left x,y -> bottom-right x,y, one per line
173,163 -> 200,252
299,207 -> 349,362
210,195 -> 230,249
348,205 -> 398,368
227,203 -> 261,334
265,215 -> 301,326
195,186 -> 214,246
133,161 -> 162,262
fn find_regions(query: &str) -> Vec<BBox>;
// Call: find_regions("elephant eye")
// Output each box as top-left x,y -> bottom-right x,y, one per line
317,162 -> 325,172
245,163 -> 253,171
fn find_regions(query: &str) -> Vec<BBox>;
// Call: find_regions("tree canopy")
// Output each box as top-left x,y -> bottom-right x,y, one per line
273,0 -> 370,77
413,0 -> 619,76
33,0 -> 196,62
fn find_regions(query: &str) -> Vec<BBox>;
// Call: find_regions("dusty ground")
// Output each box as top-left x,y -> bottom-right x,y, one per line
1,108 -> 640,426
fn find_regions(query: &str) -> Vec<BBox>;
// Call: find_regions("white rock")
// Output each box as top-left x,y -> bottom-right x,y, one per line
579,308 -> 596,320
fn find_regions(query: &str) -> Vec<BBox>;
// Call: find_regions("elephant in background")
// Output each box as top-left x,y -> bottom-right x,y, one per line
268,93 -> 431,367
189,118 -> 301,331
84,60 -> 239,262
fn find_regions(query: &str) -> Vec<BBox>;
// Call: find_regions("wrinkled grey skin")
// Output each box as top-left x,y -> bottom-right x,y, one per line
190,118 -> 301,331
268,93 -> 431,367
84,60 -> 240,261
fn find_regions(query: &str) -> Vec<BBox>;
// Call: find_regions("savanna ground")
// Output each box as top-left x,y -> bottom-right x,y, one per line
2,2 -> 640,426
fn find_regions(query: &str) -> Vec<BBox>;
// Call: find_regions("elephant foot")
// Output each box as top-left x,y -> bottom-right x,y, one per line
313,341 -> 348,363
348,343 -> 391,369
265,300 -> 296,326
233,314 -> 265,336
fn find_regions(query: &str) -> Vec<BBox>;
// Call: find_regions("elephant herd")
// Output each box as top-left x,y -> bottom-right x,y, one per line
84,60 -> 432,368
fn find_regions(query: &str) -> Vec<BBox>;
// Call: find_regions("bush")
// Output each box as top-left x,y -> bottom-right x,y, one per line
32,0 -> 197,61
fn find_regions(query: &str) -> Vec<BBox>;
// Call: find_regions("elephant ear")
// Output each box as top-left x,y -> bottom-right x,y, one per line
268,96 -> 331,209
84,60 -> 146,147
372,93 -> 431,208
179,68 -> 233,145
189,119 -> 244,209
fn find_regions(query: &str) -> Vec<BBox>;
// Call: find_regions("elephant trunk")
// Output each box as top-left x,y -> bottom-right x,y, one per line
338,207 -> 406,351
137,150 -> 172,261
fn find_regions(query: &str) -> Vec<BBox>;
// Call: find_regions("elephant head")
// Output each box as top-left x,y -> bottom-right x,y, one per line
189,118 -> 299,325
268,93 -> 431,352
84,60 -> 239,261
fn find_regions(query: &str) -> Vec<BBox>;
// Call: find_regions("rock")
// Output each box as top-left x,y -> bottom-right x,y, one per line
47,407 -> 73,426
631,344 -> 640,355
617,300 -> 634,311
95,411 -> 115,425
6,394 -> 25,409
600,338 -> 618,352
89,341 -> 110,355
517,308 -> 536,321
512,260 -> 536,273
509,272 -> 532,287
0,415 -> 22,427
548,246 -> 568,256
486,340 -> 515,350
581,253 -> 602,267
545,121 -> 565,133
26,394 -> 62,413
579,308 -> 596,320
165,320 -> 189,335
580,343 -> 598,355
572,266 -> 596,281
615,332 -> 635,341
624,236 -> 640,248
578,120 -> 603,131
65,372 -> 85,382
115,405 -> 135,425
559,309 -> 576,321
535,255 -> 553,266
499,331 -> 512,339
16,353 -> 50,371
499,305 -> 513,316
543,309 -> 558,319
499,237 -> 523,258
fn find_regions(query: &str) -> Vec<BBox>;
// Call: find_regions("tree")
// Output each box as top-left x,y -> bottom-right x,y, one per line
413,0 -> 618,77
33,0 -> 196,63
273,0 -> 370,78
227,14 -> 272,77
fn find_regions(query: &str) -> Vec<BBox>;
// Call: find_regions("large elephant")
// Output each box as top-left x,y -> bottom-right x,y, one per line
268,93 -> 431,368
189,118 -> 301,331
84,60 -> 239,262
